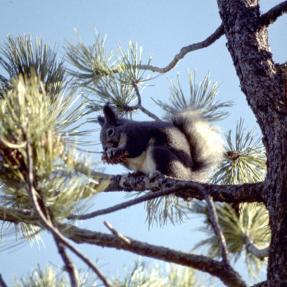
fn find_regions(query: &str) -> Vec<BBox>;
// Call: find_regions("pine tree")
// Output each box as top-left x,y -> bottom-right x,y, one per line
0,1 -> 287,286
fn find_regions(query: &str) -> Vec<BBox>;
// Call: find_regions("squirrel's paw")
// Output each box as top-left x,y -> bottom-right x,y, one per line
148,170 -> 162,181
103,148 -> 128,164
106,147 -> 118,159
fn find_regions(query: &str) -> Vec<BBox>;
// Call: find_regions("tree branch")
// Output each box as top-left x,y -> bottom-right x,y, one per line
55,239 -> 79,287
0,274 -> 8,287
0,206 -> 35,224
244,236 -> 269,259
260,1 -> 287,27
131,81 -> 161,120
133,1 -> 287,76
104,221 -> 131,244
132,2 -> 286,76
104,173 -> 265,204
69,186 -> 180,220
0,204 -> 247,286
251,281 -> 268,287
137,24 -> 224,73
25,139 -> 111,287
61,223 -> 246,287
204,194 -> 229,264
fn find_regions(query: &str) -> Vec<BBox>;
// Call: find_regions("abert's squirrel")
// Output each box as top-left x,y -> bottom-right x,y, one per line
98,103 -> 223,181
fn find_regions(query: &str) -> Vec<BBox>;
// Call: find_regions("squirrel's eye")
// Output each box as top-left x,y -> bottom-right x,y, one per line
106,128 -> 115,137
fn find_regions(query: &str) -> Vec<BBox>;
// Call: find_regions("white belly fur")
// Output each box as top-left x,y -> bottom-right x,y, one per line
126,145 -> 156,174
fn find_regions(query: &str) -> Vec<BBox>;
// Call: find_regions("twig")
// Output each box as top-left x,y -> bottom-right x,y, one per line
204,193 -> 229,264
104,221 -> 131,244
244,236 -> 269,259
137,24 -> 224,73
25,139 -> 111,287
55,239 -> 79,287
260,1 -> 287,26
131,81 -> 161,120
0,274 -> 8,287
69,187 -> 178,220
251,281 -> 268,287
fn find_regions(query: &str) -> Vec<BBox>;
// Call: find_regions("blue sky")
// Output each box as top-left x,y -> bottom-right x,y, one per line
0,0 -> 286,285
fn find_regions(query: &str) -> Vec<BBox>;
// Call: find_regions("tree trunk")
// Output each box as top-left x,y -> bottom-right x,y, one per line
217,0 -> 287,285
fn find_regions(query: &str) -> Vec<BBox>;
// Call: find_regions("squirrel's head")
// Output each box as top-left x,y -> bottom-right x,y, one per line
98,103 -> 122,150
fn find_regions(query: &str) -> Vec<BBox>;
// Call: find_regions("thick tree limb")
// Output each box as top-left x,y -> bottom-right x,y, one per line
104,173 -> 265,203
74,163 -> 264,204
61,223 -> 246,287
260,1 -> 287,27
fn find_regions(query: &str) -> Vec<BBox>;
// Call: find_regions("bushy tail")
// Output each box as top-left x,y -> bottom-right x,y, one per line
172,109 -> 224,181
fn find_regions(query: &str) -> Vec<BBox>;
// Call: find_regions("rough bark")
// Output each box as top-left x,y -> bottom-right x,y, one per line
216,0 -> 287,285
105,173 -> 264,203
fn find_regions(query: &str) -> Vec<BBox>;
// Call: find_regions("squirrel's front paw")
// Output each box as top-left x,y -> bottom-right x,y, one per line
106,147 -> 118,159
103,148 -> 128,164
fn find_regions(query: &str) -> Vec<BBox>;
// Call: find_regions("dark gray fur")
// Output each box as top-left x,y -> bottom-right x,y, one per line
98,103 -> 223,181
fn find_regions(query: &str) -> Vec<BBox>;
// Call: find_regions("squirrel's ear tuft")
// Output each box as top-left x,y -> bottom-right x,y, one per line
103,103 -> 118,125
97,116 -> 105,127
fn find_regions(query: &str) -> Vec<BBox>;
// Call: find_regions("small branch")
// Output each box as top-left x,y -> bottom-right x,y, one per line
25,139 -> 111,287
204,193 -> 229,264
137,25 -> 224,73
69,187 -> 178,220
244,236 -> 269,259
55,239 -> 79,287
260,1 -> 287,26
134,1 -> 286,76
73,161 -> 111,181
63,223 -> 246,287
104,221 -> 131,244
131,81 -> 161,120
0,206 -> 35,224
0,274 -> 8,287
251,281 -> 268,287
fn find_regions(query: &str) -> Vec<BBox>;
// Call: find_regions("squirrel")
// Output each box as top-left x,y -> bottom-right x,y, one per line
98,103 -> 224,181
